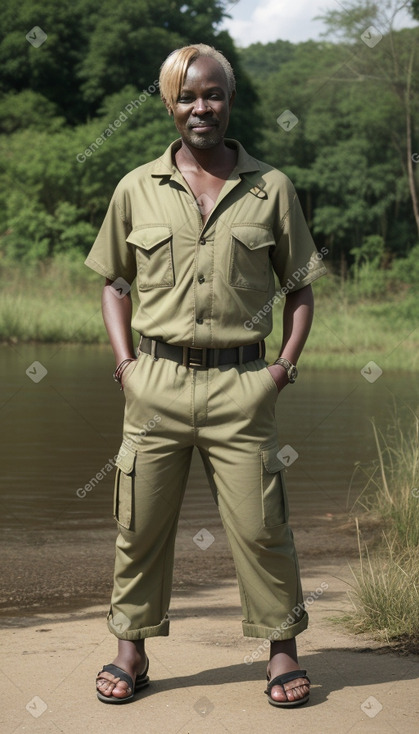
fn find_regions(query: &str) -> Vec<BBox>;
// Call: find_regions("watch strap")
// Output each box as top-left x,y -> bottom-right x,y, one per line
270,357 -> 298,383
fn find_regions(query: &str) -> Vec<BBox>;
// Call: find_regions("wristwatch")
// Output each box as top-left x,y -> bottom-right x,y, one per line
270,357 -> 298,383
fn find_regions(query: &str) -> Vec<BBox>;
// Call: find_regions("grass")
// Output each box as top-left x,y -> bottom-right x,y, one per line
267,279 -> 419,371
0,258 -> 418,372
0,256 -> 107,344
340,409 -> 419,652
346,529 -> 419,651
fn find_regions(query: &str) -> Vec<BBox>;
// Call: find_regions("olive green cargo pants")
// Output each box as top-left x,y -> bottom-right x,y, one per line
107,350 -> 308,641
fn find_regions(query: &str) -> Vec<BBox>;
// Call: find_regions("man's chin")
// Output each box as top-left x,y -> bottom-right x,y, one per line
186,131 -> 223,149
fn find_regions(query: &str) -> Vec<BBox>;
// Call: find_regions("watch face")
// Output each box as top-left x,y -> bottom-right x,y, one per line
289,366 -> 298,382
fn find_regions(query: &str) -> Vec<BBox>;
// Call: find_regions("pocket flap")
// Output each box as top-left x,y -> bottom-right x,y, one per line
115,443 -> 136,474
126,225 -> 172,251
261,444 -> 285,473
231,225 -> 275,251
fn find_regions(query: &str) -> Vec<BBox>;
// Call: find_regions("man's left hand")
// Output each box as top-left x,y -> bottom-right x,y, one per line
266,364 -> 290,394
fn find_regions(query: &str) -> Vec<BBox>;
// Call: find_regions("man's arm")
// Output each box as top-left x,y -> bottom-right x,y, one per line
267,284 -> 314,392
102,278 -> 137,378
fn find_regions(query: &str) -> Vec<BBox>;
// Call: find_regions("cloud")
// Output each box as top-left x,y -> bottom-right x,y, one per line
221,0 -> 417,46
222,0 -> 328,46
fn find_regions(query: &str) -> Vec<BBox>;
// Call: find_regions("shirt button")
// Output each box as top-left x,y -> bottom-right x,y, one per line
199,237 -> 206,245
198,275 -> 205,284
196,318 -> 204,325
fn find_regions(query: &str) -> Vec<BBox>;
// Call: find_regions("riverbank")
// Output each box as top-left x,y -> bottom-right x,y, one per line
0,511 -> 368,619
1,259 -> 418,370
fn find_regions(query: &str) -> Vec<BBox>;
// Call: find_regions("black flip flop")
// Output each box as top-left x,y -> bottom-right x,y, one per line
265,668 -> 310,708
96,656 -> 150,704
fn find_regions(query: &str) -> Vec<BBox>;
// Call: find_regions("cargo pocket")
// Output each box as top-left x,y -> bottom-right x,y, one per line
229,224 -> 275,292
126,224 -> 174,290
260,442 -> 289,527
113,443 -> 136,530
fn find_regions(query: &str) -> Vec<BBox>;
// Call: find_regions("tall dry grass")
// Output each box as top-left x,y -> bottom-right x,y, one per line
345,410 -> 419,650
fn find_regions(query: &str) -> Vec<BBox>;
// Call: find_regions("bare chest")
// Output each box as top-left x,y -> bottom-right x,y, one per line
181,171 -> 228,226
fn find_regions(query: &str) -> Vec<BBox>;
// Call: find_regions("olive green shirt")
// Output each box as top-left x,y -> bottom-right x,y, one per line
85,138 -> 327,347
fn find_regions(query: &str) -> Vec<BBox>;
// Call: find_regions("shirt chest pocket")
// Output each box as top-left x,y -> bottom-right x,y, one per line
228,224 -> 275,292
126,225 -> 174,291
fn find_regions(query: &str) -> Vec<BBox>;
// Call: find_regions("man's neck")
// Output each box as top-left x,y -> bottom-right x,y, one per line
175,140 -> 237,176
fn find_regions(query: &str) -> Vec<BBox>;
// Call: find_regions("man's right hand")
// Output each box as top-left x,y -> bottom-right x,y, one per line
120,359 -> 138,389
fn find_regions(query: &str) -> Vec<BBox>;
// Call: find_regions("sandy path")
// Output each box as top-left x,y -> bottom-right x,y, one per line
2,553 -> 418,734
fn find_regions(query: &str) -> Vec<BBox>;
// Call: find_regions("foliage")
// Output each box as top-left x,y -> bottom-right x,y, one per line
250,22 -> 419,263
0,0 -> 418,272
390,243 -> 419,283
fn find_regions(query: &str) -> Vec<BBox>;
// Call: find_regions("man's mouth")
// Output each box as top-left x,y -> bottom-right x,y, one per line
189,121 -> 218,132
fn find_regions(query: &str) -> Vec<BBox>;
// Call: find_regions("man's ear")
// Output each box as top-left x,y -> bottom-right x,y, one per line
228,90 -> 236,112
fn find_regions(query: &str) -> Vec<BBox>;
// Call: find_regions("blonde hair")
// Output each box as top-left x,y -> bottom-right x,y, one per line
159,44 -> 236,112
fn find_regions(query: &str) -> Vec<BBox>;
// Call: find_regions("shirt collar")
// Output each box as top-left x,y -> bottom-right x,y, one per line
150,138 -> 261,178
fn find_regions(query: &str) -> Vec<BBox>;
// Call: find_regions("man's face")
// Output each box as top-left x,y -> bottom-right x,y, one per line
171,56 -> 234,149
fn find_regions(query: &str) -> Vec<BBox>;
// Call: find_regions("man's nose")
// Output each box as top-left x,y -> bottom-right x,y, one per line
193,97 -> 210,114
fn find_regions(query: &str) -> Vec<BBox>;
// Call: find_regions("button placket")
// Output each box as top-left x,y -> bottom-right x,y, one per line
193,228 -> 213,343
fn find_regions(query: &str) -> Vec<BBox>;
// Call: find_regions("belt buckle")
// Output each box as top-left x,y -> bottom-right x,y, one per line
184,346 -> 208,369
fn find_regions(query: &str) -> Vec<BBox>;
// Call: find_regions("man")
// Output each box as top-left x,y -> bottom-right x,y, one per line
85,43 -> 326,708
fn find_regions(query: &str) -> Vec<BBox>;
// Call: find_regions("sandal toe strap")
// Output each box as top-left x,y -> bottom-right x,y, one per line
97,664 -> 134,691
266,669 -> 310,694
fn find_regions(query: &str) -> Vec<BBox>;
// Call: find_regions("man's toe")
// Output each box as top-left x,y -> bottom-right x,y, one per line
111,681 -> 132,699
96,673 -> 121,696
283,678 -> 310,701
269,684 -> 288,702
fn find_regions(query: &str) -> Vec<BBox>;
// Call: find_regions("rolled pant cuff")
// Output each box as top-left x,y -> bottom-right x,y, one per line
107,613 -> 170,640
242,611 -> 308,640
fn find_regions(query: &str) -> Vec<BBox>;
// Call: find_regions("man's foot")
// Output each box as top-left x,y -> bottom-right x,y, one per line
266,638 -> 310,706
96,640 -> 148,702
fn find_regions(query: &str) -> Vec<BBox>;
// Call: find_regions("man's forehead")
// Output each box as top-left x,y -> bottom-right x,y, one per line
182,56 -> 228,89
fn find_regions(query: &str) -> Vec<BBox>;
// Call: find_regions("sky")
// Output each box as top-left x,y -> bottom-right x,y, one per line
219,0 -> 417,46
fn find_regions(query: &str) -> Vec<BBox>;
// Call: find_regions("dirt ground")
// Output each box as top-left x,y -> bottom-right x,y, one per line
1,514 -> 418,734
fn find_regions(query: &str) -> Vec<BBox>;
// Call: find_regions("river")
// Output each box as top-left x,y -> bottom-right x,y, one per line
1,343 -> 417,534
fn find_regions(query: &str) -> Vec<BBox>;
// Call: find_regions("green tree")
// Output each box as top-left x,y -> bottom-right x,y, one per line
317,1 -> 419,239
0,0 -> 261,261
0,0 -> 257,148
241,24 -> 418,267
238,39 -> 295,79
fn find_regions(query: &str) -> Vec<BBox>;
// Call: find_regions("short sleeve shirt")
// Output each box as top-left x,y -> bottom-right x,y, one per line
85,138 -> 327,347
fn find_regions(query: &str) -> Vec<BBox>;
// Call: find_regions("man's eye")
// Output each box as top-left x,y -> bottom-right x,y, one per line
178,96 -> 192,103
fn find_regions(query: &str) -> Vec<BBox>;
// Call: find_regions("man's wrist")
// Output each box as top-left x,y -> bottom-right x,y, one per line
269,357 -> 298,383
113,357 -> 137,385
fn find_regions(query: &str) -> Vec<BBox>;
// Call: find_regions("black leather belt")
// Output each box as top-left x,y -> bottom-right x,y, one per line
139,336 -> 265,369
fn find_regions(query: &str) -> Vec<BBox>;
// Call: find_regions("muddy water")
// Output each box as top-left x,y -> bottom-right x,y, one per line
1,343 -> 417,535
